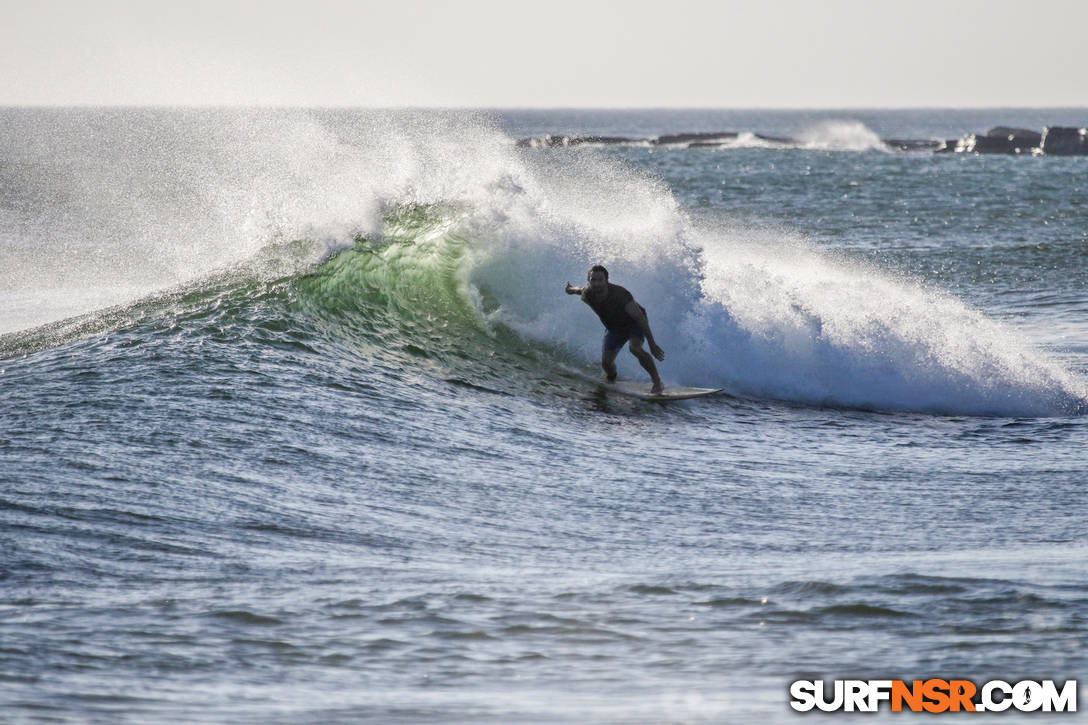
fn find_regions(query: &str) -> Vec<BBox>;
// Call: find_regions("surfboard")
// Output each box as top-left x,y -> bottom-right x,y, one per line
608,380 -> 722,401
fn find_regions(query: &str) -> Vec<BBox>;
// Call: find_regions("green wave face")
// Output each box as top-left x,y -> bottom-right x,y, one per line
293,203 -> 577,398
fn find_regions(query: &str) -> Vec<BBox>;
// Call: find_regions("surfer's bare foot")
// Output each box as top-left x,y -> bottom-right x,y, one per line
650,381 -> 663,394
606,373 -> 617,383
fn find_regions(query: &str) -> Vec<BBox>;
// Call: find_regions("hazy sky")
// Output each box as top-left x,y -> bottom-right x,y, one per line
2,0 -> 1085,107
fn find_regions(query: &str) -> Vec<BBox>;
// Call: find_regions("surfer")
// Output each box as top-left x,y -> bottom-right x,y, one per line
565,265 -> 666,393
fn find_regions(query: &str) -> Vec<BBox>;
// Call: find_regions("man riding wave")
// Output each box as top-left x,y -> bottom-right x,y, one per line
565,265 -> 666,394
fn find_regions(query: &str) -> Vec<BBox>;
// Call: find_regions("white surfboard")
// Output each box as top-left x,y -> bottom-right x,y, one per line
608,380 -> 722,401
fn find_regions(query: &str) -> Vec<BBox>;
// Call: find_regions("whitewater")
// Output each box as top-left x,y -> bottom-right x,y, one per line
2,108 -> 1087,723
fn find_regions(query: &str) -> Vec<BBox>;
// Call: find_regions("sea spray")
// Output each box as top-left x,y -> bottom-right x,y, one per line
0,109 -> 504,334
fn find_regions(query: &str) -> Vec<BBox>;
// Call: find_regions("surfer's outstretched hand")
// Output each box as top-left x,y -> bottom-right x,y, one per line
564,282 -> 580,295
650,342 -> 665,361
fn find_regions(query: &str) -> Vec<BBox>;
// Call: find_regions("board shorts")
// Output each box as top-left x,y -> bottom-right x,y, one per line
603,328 -> 644,354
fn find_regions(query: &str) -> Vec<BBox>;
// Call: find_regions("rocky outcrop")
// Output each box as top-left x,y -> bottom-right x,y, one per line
1040,126 -> 1087,155
885,138 -> 942,151
939,133 -> 1035,154
934,124 -> 1086,156
516,123 -> 1086,155
654,132 -> 738,145
516,131 -> 746,148
987,126 -> 1043,147
515,135 -> 636,148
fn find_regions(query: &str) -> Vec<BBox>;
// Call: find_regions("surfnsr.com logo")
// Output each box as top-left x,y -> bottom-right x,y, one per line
789,679 -> 1077,713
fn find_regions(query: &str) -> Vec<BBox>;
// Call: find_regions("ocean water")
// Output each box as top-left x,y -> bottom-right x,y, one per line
1,108 -> 1086,723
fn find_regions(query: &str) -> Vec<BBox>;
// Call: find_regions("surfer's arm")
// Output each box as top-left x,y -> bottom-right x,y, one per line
625,300 -> 666,361
565,282 -> 584,295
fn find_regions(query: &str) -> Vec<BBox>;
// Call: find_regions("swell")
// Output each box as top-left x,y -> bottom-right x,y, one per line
0,239 -> 318,361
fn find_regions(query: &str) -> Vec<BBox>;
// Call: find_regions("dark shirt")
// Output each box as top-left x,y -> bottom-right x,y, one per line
581,283 -> 644,333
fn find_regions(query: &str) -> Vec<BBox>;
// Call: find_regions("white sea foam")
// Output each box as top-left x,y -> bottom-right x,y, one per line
719,132 -> 790,150
797,120 -> 889,151
684,229 -> 1085,415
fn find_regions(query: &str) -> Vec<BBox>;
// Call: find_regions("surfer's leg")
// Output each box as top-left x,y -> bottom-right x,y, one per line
628,335 -> 663,393
601,332 -> 624,382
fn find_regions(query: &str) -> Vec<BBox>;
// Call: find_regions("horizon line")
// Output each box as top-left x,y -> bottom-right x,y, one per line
1,103 -> 1087,112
